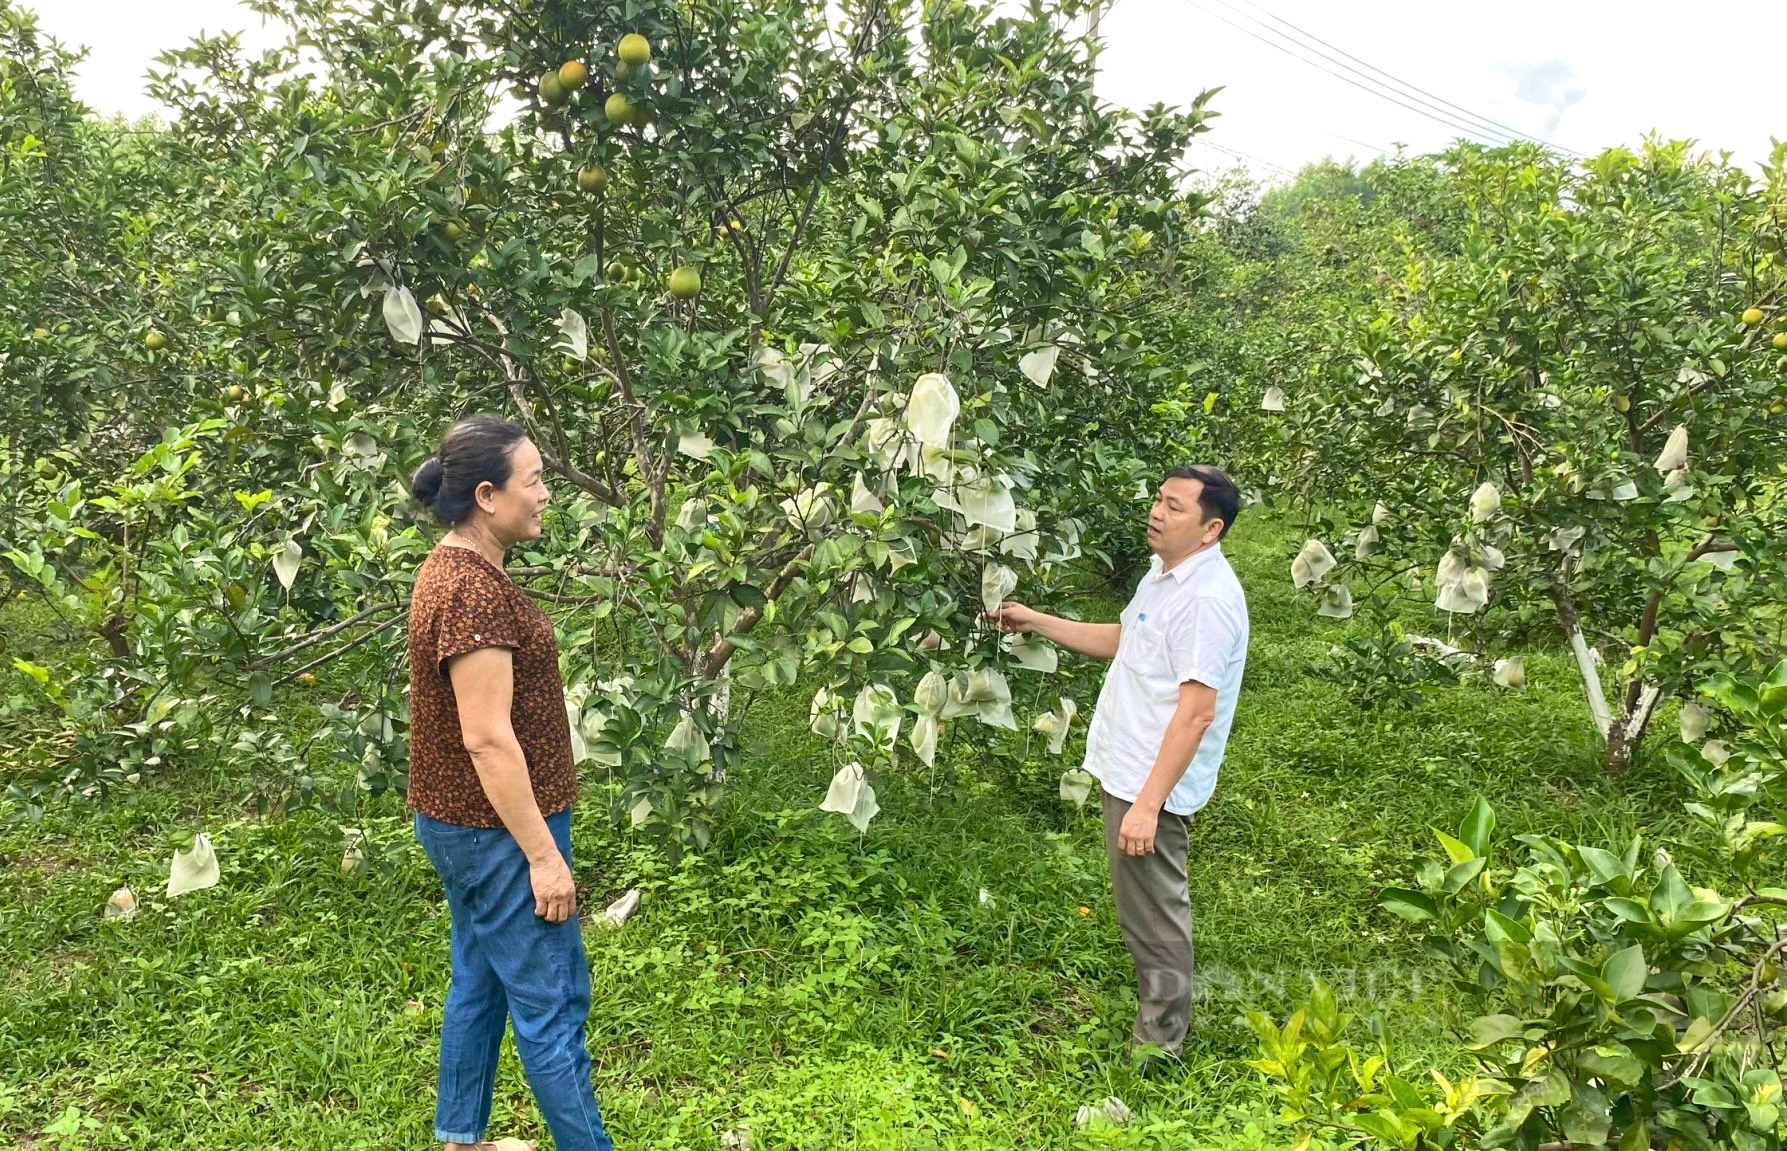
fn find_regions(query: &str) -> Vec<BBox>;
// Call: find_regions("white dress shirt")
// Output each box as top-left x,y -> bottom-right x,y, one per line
1082,544 -> 1249,817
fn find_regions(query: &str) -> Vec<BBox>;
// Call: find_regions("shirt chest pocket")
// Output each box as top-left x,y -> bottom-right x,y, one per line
1119,615 -> 1173,681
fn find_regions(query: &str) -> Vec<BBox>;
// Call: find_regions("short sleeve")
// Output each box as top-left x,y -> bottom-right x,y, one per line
434,565 -> 523,671
1165,595 -> 1239,688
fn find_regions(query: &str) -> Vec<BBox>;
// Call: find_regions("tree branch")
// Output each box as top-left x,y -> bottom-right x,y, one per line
272,616 -> 400,687
703,543 -> 815,676
1550,568 -> 1613,738
247,600 -> 407,670
763,0 -> 883,311
601,305 -> 664,544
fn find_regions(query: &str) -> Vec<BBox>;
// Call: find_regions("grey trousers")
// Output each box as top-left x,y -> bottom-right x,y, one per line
1101,787 -> 1194,1052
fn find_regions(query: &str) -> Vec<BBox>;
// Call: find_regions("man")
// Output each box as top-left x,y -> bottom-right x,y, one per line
989,465 -> 1249,1067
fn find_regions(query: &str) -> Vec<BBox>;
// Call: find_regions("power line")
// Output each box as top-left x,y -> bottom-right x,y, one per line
1327,131 -> 1393,157
1180,0 -> 1521,148
1176,0 -> 1558,155
1198,138 -> 1296,177
1206,0 -> 1527,147
1225,0 -> 1585,159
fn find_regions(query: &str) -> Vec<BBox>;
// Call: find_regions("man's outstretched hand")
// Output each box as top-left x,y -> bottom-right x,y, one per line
987,601 -> 1120,661
986,600 -> 1041,634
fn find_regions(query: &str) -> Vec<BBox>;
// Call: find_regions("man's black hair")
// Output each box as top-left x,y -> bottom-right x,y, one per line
1163,464 -> 1240,539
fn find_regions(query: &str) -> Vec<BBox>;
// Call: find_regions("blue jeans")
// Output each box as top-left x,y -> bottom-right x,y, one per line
414,809 -> 615,1150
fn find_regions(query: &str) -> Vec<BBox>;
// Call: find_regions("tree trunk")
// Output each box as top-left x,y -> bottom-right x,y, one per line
1550,578 -> 1613,734
1550,573 -> 1663,775
1603,683 -> 1662,775
704,658 -> 731,785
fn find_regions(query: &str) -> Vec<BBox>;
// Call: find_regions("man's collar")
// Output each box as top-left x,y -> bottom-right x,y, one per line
1152,542 -> 1223,583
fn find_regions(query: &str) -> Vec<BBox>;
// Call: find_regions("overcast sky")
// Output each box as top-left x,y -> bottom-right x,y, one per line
26,0 -> 1786,184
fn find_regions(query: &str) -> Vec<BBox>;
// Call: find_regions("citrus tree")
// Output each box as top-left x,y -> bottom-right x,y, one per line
0,2 -> 231,538
1251,662 -> 1787,1151
2,0 -> 1219,848
1266,142 -> 1787,773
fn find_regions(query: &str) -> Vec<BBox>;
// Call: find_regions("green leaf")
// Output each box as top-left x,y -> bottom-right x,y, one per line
1350,1111 -> 1411,1147
1305,978 -> 1341,1034
1650,864 -> 1693,920
1385,1076 -> 1425,1112
1603,897 -> 1654,925
1379,887 -> 1438,923
42,1105 -> 93,1137
1432,827 -> 1477,865
1459,797 -> 1494,857
1602,943 -> 1647,1002
1685,1078 -> 1739,1109
1495,940 -> 1537,988
1467,1013 -> 1525,1049
1673,899 -> 1730,928
1678,1017 -> 1717,1054
1577,844 -> 1629,889
1505,1069 -> 1571,1127
1484,908 -> 1532,943
1617,1120 -> 1649,1151
1561,1080 -> 1611,1147
1581,1044 -> 1645,1088
1442,856 -> 1486,895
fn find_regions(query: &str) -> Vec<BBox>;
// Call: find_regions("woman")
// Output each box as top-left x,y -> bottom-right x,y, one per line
406,414 -> 614,1151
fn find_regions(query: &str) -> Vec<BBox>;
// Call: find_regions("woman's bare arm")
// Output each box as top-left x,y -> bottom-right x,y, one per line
448,647 -> 577,922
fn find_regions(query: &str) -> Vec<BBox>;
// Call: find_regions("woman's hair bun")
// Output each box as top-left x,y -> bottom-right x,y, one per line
415,415 -> 527,526
410,456 -> 445,509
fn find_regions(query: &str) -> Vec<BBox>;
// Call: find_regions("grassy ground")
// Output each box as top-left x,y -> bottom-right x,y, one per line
0,512 -> 1690,1150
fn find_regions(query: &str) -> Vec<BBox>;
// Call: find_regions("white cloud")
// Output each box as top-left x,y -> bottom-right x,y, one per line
1504,59 -> 1586,140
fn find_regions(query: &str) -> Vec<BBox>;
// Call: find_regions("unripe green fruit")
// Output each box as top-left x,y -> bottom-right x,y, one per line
1773,332 -> 1787,349
577,165 -> 608,195
444,220 -> 465,239
618,33 -> 651,66
538,70 -> 568,105
144,330 -> 167,351
604,92 -> 633,126
668,266 -> 701,300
